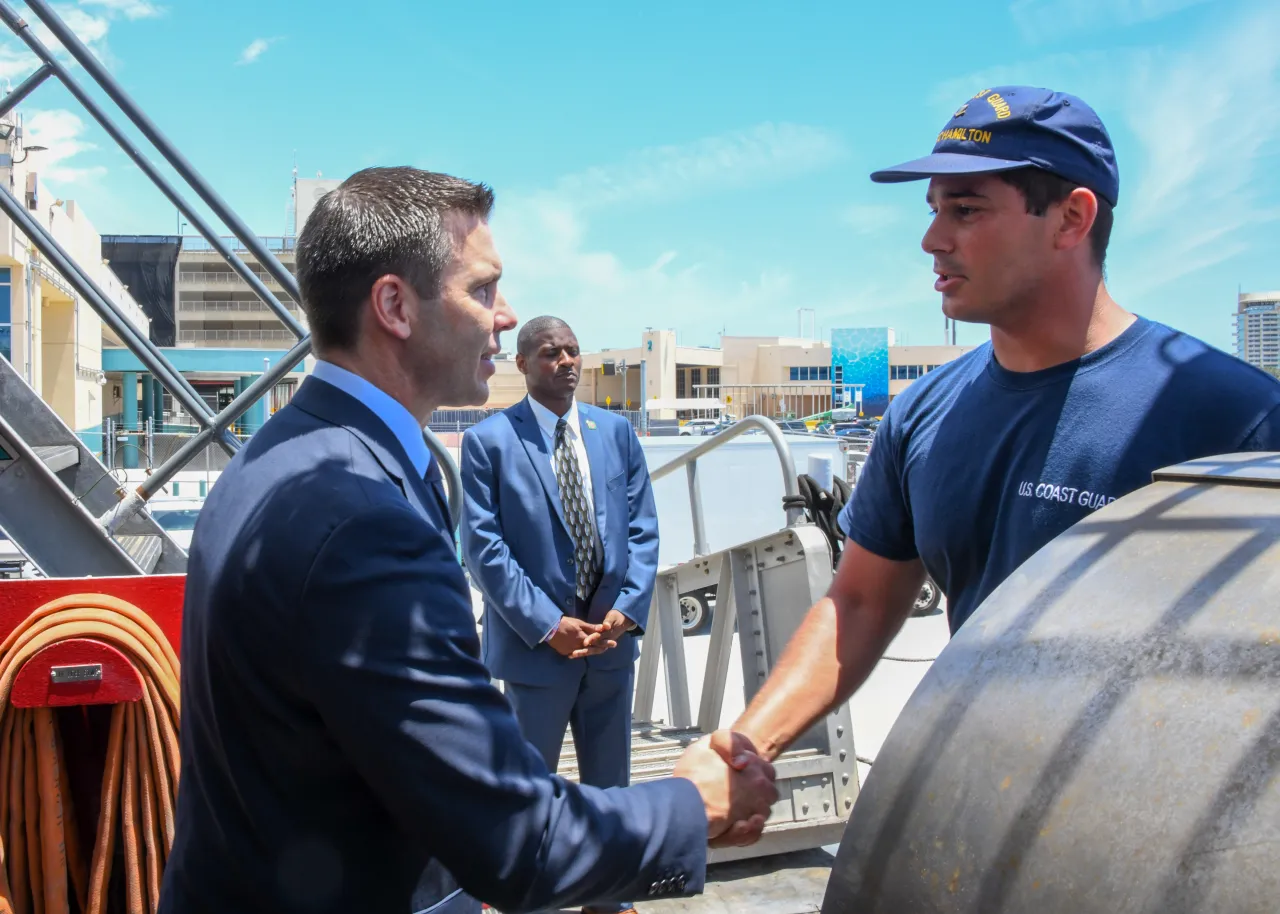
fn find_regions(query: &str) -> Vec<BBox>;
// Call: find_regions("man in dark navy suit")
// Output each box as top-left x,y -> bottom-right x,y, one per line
158,166 -> 778,914
462,316 -> 657,914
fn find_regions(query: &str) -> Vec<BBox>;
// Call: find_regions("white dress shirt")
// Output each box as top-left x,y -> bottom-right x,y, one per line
526,395 -> 607,643
526,395 -> 596,513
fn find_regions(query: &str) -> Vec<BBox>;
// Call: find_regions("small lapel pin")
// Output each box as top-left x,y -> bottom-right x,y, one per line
585,419 -> 596,430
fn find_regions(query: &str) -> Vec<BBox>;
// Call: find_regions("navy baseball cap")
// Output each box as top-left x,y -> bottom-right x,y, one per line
871,86 -> 1119,207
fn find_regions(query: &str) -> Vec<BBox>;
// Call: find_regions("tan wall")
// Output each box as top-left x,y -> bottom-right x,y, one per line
483,360 -> 528,409
888,344 -> 977,398
889,344 -> 976,366
720,335 -> 828,386
754,343 -> 830,384
642,329 -> 676,418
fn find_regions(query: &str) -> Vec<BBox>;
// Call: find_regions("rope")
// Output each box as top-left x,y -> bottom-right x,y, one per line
0,593 -> 180,914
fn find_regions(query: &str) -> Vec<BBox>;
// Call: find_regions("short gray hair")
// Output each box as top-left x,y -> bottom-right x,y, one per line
296,166 -> 494,351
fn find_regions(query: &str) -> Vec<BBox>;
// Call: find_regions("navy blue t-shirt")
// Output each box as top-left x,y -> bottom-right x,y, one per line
838,316 -> 1280,634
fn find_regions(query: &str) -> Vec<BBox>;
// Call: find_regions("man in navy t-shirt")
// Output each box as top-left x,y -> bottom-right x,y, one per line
717,85 -> 1280,766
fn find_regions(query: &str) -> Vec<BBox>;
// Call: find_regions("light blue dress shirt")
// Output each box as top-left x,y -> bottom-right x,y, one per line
310,359 -> 432,479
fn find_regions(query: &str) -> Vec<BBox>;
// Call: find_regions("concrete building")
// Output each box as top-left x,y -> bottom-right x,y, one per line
477,328 -> 975,421
1233,291 -> 1280,372
0,110 -> 150,455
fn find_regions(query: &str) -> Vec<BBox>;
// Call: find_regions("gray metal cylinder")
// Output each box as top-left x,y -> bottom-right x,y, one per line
824,453 -> 1280,914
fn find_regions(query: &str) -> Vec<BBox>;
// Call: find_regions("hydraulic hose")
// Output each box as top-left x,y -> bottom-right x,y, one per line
0,593 -> 180,914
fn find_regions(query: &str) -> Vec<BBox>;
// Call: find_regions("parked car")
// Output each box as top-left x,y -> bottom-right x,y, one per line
679,418 -> 723,436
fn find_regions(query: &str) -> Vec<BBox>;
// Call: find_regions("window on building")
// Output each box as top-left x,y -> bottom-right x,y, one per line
676,371 -> 686,398
690,367 -> 702,394
706,367 -> 720,399
789,365 -> 832,382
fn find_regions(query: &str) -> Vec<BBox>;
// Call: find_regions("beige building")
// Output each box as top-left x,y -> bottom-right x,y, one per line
890,344 -> 979,398
0,109 -> 150,443
477,330 -> 975,421
173,235 -> 303,349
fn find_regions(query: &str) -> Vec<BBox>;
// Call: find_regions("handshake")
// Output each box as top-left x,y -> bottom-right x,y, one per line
672,730 -> 779,848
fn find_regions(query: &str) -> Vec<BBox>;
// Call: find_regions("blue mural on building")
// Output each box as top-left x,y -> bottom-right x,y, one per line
830,327 -> 890,417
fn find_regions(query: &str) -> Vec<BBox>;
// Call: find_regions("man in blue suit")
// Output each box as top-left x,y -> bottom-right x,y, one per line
158,166 -> 779,914
461,317 -> 656,914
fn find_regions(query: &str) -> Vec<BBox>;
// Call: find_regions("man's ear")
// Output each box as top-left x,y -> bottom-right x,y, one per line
515,352 -> 528,376
368,275 -> 414,341
1054,187 -> 1099,256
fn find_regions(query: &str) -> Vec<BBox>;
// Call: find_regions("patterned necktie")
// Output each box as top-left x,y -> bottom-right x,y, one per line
553,418 -> 601,600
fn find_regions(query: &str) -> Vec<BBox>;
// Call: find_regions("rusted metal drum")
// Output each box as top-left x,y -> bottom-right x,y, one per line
824,454 -> 1280,914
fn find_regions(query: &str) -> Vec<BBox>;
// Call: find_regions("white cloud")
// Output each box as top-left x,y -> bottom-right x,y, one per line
1010,0 -> 1217,43
1115,4 -> 1280,296
23,108 -> 106,184
843,202 -> 910,235
78,0 -> 163,19
553,122 -> 846,210
236,37 -> 282,66
492,123 -> 847,349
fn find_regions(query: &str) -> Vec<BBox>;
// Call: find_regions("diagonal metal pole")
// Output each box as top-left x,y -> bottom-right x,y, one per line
0,175 -> 240,457
104,338 -> 314,531
19,0 -> 308,306
0,0 -> 307,339
0,62 -> 51,120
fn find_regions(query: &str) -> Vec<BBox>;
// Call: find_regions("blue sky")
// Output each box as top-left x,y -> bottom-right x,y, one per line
4,0 -> 1279,354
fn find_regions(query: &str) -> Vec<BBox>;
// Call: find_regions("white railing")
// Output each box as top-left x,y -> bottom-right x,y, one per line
177,329 -> 297,343
178,271 -> 286,286
177,299 -> 298,313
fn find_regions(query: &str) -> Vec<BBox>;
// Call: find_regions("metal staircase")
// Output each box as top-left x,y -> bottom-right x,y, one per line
0,355 -> 186,576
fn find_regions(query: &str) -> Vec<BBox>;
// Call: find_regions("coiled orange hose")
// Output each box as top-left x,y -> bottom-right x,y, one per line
0,593 -> 180,914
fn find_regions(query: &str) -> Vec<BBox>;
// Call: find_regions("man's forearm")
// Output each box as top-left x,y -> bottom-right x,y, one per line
732,593 -> 908,762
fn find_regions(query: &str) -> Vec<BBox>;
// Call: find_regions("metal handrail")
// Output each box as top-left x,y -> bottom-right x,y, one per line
650,415 -> 803,556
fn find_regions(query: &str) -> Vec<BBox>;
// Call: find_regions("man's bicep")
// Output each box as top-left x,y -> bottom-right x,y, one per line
829,538 -> 927,630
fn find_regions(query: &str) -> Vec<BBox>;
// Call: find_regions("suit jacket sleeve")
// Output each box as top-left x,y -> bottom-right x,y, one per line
459,429 -> 564,647
296,503 -> 706,912
613,423 -> 660,630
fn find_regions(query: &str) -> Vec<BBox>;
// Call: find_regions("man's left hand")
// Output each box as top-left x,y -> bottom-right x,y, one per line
601,609 -> 637,639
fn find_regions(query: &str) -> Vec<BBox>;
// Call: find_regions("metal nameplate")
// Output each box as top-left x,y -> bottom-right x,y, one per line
50,663 -> 103,684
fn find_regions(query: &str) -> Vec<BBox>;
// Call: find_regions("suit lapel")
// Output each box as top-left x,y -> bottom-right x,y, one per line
292,376 -> 437,523
511,400 -> 571,538
579,406 -> 610,551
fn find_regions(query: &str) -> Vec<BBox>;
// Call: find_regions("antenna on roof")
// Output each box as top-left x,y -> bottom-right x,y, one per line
286,152 -> 297,236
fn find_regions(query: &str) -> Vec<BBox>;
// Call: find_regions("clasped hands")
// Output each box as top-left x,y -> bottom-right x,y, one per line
548,610 -> 634,659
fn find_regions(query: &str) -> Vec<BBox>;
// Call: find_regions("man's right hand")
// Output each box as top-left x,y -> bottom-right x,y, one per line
547,616 -> 616,659
673,730 -> 778,848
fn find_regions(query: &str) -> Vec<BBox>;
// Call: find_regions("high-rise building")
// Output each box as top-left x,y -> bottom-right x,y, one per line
1233,291 -> 1280,371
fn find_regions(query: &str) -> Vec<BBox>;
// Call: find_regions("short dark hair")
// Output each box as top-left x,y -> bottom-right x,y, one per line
516,316 -> 573,358
295,166 -> 495,352
997,167 -> 1114,271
